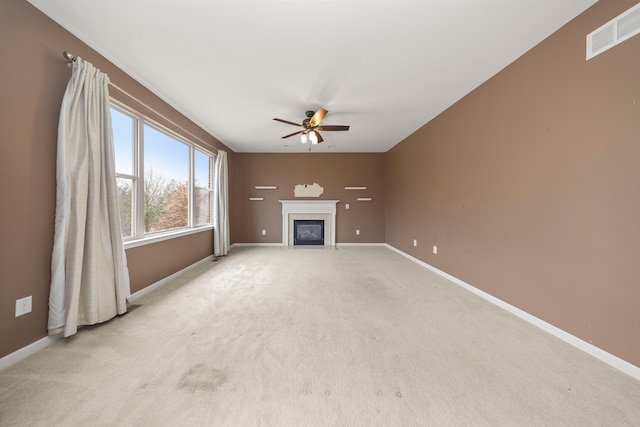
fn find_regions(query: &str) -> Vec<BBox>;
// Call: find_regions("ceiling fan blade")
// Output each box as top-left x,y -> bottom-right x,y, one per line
309,108 -> 328,127
316,131 -> 324,143
316,125 -> 350,132
281,130 -> 304,139
273,118 -> 303,127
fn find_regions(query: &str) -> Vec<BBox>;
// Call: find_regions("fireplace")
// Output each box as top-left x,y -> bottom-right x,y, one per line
279,200 -> 339,246
294,220 -> 325,245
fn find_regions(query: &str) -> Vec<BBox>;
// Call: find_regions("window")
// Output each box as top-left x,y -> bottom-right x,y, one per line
143,123 -> 189,233
111,107 -> 135,239
194,148 -> 214,226
111,102 -> 215,245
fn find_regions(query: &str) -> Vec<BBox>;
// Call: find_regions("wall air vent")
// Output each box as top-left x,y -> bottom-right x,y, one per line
587,2 -> 640,59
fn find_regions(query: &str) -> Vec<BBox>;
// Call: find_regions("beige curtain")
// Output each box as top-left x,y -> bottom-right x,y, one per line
49,57 -> 129,337
213,150 -> 229,256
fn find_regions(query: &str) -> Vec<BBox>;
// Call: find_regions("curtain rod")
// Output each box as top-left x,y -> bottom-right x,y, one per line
62,51 -> 218,153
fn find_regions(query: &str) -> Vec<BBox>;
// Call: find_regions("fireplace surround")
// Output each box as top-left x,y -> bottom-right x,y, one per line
280,200 -> 339,246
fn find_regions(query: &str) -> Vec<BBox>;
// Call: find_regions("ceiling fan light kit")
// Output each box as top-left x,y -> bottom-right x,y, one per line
273,108 -> 349,146
309,131 -> 318,145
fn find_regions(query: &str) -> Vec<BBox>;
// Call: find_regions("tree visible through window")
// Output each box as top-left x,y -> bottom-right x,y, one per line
112,107 -> 135,238
194,148 -> 213,225
143,123 -> 189,233
111,103 -> 214,242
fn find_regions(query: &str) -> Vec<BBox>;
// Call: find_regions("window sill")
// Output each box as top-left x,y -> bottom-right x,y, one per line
123,225 -> 214,249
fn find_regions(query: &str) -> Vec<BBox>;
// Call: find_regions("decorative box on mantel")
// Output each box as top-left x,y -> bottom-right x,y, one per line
279,200 -> 339,247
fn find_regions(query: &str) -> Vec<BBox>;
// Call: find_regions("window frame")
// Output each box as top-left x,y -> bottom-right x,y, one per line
111,100 -> 215,249
193,147 -> 216,227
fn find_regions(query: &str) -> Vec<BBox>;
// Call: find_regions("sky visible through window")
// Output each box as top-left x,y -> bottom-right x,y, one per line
143,124 -> 188,183
194,149 -> 210,188
110,107 -> 192,182
110,106 -> 214,236
111,108 -> 133,175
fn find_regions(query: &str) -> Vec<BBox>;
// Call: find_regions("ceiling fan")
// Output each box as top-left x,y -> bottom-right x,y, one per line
273,108 -> 350,144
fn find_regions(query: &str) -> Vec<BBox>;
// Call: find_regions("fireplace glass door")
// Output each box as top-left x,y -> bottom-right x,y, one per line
293,220 -> 325,245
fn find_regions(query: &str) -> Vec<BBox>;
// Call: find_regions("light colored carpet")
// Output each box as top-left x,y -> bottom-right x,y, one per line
1,246 -> 639,426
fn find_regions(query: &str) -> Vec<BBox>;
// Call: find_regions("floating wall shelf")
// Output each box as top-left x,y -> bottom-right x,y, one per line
249,197 -> 264,201
255,186 -> 277,190
344,186 -> 367,190
357,197 -> 372,201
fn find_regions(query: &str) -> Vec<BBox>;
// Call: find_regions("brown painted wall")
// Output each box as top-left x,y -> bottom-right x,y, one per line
385,0 -> 640,367
3,0 -> 639,372
0,0 -> 233,358
126,232 -> 215,294
234,153 -> 385,244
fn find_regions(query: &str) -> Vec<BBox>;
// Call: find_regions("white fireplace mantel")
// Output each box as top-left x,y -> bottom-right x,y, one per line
280,200 -> 339,246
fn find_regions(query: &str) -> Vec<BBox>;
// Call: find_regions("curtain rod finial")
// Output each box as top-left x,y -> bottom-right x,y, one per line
63,51 -> 75,67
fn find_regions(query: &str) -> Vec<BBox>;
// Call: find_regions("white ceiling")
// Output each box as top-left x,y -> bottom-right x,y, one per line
29,0 -> 598,153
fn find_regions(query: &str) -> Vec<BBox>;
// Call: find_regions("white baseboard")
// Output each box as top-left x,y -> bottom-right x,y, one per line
385,244 -> 640,381
6,246 -> 637,381
1,254 -> 215,371
0,333 -> 62,371
231,243 -> 283,247
129,254 -> 215,302
337,243 -> 386,247
231,243 -> 387,247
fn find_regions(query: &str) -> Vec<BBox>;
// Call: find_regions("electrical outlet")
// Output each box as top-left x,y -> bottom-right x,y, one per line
261,230 -> 266,235
345,203 -> 350,209
413,239 -> 417,247
16,296 -> 32,317
356,229 -> 360,235
433,245 -> 438,254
